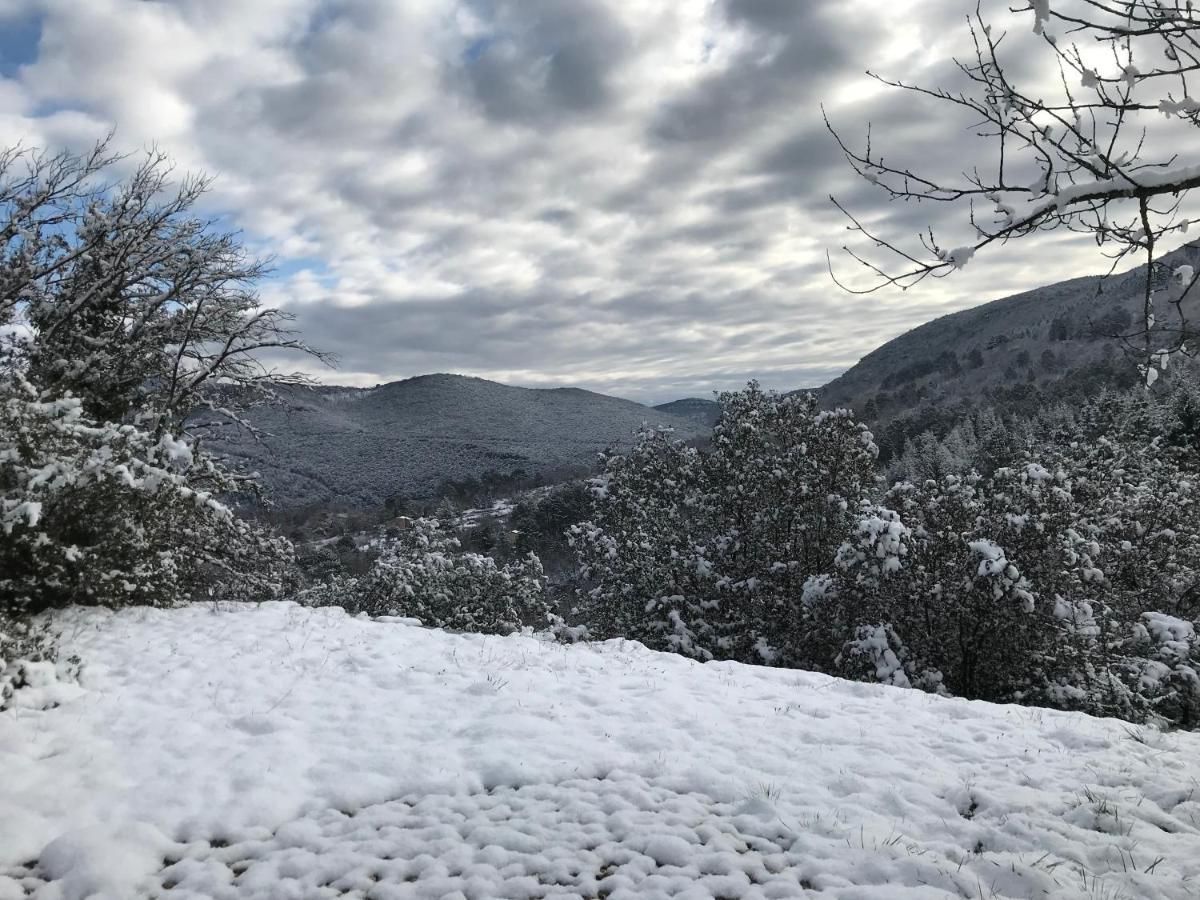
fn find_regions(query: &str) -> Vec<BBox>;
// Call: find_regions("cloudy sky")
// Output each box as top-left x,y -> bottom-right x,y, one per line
0,0 -> 1119,402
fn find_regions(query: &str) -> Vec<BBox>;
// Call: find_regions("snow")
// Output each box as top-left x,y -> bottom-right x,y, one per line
996,162 -> 1200,236
968,539 -> 1006,575
945,246 -> 975,269
1144,612 -> 1195,649
2,601 -> 1200,899
1031,0 -> 1050,36
157,435 -> 194,471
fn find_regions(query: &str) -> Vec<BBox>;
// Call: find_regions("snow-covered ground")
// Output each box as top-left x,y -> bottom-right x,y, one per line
3,602 -> 1199,899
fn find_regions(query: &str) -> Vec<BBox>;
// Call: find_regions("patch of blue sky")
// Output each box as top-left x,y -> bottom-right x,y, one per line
268,256 -> 330,281
0,10 -> 40,80
463,35 -> 495,62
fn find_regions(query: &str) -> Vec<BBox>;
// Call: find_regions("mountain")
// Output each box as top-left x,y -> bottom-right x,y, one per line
215,374 -> 708,509
652,397 -> 721,428
222,247 -> 1200,508
818,241 -> 1200,454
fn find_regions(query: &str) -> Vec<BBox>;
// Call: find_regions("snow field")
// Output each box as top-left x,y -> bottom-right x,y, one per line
2,601 -> 1199,899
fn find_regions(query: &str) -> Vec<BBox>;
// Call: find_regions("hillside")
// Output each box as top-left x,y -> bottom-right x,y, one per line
652,397 -> 722,428
4,602 -> 1198,899
214,374 -> 707,508
217,248 -> 1200,508
819,242 -> 1200,446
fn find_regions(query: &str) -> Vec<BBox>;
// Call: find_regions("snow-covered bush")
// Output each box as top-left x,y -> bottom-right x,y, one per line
571,381 -> 1200,727
0,376 -> 295,615
820,475 -> 1046,700
0,609 -> 73,710
320,519 -> 552,635
835,624 -> 916,689
1119,613 -> 1200,729
569,426 -> 710,653
571,383 -> 877,664
820,387 -> 1200,727
0,142 -> 317,625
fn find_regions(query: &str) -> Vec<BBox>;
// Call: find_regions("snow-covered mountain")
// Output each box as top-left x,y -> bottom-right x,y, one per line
220,246 -> 1200,508
214,374 -> 708,508
652,397 -> 722,428
819,242 -> 1200,434
5,602 -> 1198,899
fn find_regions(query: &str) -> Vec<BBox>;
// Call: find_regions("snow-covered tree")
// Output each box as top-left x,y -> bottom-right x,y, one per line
0,376 -> 296,614
1,141 -> 329,435
569,426 -> 712,654
822,386 -> 1200,726
320,518 -> 552,635
1,141 -> 321,622
828,1 -> 1200,381
571,384 -> 878,664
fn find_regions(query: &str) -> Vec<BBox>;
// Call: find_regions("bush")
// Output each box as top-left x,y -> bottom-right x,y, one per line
0,609 -> 79,711
822,470 -> 1079,702
1,377 -> 295,617
820,387 -> 1200,727
306,518 -> 552,635
573,382 -> 1200,729
571,383 -> 877,664
1117,613 -> 1200,728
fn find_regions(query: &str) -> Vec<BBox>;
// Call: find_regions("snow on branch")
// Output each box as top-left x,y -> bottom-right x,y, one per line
826,1 -> 1200,376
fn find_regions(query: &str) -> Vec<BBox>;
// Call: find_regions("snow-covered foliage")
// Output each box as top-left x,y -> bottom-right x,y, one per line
1126,612 -> 1200,728
306,518 -> 552,635
0,375 -> 294,615
822,387 -> 1200,727
888,406 -> 1027,482
571,383 -> 877,664
574,381 -> 1200,729
0,609 -> 73,711
827,470 -> 1071,702
0,141 -> 314,689
835,623 -> 918,689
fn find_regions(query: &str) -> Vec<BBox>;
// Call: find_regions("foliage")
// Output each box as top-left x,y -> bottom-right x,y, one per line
1,375 -> 296,615
0,608 -> 78,711
571,383 -> 878,663
307,518 -> 552,636
1,141 -> 314,622
511,482 -> 592,575
573,381 -> 1200,729
827,386 -> 1200,727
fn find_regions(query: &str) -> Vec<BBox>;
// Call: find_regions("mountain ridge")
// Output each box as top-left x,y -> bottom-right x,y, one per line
816,241 -> 1200,455
215,373 -> 708,508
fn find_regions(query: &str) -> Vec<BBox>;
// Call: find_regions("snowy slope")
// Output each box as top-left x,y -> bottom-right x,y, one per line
3,602 -> 1199,899
819,241 -> 1200,425
652,398 -> 722,429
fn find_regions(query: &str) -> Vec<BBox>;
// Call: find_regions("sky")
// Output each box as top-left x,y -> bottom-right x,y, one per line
0,0 -> 1140,403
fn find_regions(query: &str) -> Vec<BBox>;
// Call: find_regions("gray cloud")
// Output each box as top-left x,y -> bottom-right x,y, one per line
1,0 -> 1129,402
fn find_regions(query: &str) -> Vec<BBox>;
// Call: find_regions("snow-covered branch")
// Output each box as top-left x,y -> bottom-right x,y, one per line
827,1 -> 1200,375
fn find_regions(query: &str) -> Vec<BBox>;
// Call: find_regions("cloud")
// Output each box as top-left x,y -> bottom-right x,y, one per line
1,0 -> 1142,402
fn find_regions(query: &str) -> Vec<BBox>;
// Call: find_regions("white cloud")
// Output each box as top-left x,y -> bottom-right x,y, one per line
1,0 -> 1134,401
